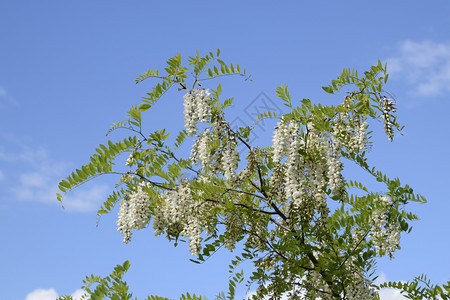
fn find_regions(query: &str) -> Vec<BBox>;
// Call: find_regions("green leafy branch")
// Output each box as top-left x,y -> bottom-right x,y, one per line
380,275 -> 450,300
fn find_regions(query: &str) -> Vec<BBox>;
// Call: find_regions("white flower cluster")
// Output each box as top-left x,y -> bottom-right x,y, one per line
271,121 -> 305,206
183,89 -> 212,136
333,112 -> 368,153
304,127 -> 330,219
381,96 -> 396,141
270,121 -> 344,208
125,151 -> 135,166
193,128 -> 213,171
117,181 -> 152,243
344,272 -> 377,300
303,262 -> 376,300
304,270 -> 334,300
326,138 -> 344,195
369,196 -> 400,257
222,134 -> 239,181
236,150 -> 258,184
224,213 -> 246,251
272,121 -> 291,163
349,115 -> 368,152
285,123 -> 306,206
153,182 -> 211,255
191,119 -> 239,181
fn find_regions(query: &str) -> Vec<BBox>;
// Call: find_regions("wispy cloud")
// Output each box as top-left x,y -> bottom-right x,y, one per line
26,288 -> 87,300
0,86 -> 19,108
25,288 -> 58,300
375,273 -> 408,300
0,141 -> 108,213
386,40 -> 450,97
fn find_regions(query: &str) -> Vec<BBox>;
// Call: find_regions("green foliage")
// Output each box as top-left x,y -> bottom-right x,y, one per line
57,136 -> 138,204
55,261 -> 133,300
380,275 -> 450,300
58,50 -> 445,299
321,60 -> 388,95
57,261 -> 207,300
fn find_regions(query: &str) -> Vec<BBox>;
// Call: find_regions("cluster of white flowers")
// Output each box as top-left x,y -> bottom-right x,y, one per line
191,119 -> 239,181
284,123 -> 306,206
183,89 -> 212,136
152,182 -> 212,255
271,121 -> 306,206
117,181 -> 152,243
326,138 -> 344,195
303,261 -> 376,300
333,114 -> 368,154
305,128 -> 330,225
221,135 -> 239,181
369,196 -> 400,257
236,150 -> 257,183
381,96 -> 396,141
224,213 -> 246,251
125,151 -> 135,166
343,272 -> 377,300
272,121 -> 291,163
349,115 -> 368,152
303,270 -> 334,300
192,129 -> 213,171
271,120 -> 345,209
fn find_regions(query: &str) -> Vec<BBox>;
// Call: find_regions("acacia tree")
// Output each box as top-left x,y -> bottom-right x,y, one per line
57,50 -> 449,300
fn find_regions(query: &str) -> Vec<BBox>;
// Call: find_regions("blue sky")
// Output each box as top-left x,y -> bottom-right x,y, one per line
1,1 -> 449,299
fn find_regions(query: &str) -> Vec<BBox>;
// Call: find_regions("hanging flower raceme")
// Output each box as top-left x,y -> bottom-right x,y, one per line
284,122 -> 305,207
352,115 -> 368,151
191,128 -> 213,172
152,182 -> 211,255
183,88 -> 212,136
368,196 -> 400,258
117,182 -> 152,243
305,125 -> 329,206
326,137 -> 344,196
221,133 -> 239,181
191,118 -> 239,181
272,121 -> 290,164
381,96 -> 396,141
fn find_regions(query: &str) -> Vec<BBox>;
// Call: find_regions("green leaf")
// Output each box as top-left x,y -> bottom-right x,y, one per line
139,103 -> 150,111
322,86 -> 334,94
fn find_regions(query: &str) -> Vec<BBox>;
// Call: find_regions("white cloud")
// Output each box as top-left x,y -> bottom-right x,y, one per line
1,142 -> 108,213
25,288 -> 58,300
0,86 -> 19,108
71,289 -> 87,300
62,184 -> 109,212
375,273 -> 408,300
386,40 -> 450,96
378,288 -> 408,300
25,288 -> 87,300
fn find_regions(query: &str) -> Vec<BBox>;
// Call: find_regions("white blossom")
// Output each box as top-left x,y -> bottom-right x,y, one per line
117,181 -> 151,243
183,89 -> 212,136
152,182 -> 212,255
369,196 -> 400,257
284,122 -> 305,207
272,121 -> 290,163
381,96 -> 396,141
222,137 -> 239,181
183,92 -> 198,136
326,138 -> 344,195
125,151 -> 135,166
